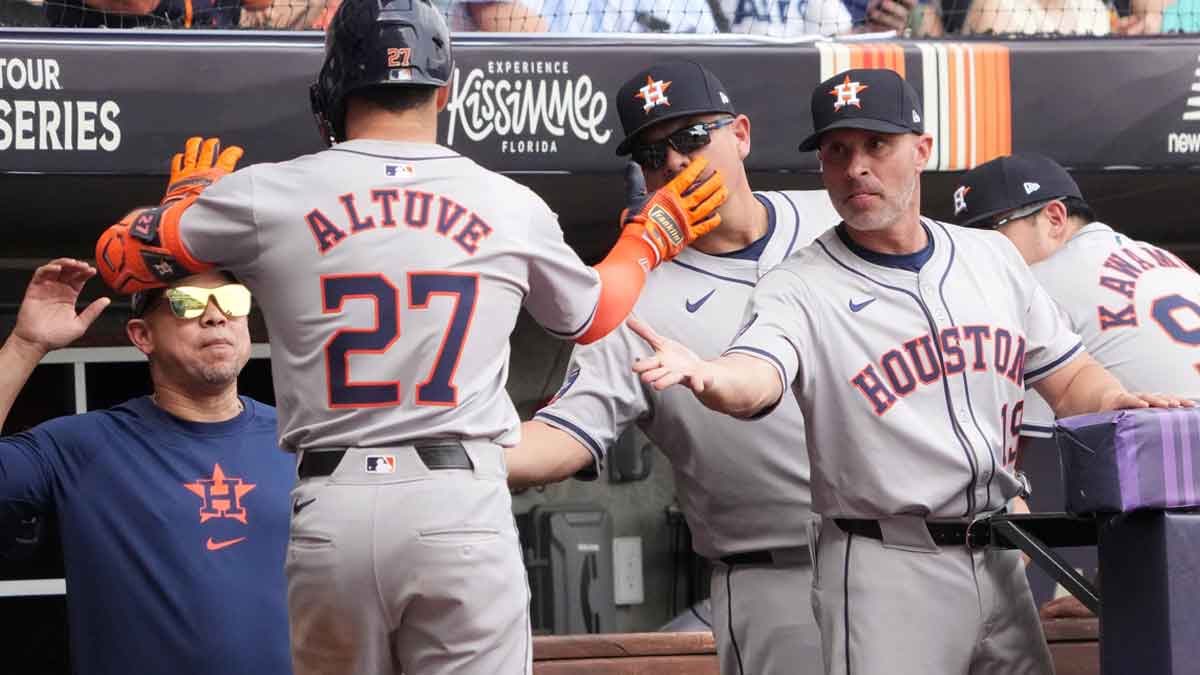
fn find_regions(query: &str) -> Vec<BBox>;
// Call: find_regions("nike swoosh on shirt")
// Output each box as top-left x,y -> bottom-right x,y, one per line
849,297 -> 876,313
686,289 -> 716,313
293,497 -> 316,515
206,537 -> 247,551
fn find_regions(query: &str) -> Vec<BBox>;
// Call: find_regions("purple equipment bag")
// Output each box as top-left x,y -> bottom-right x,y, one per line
1056,407 -> 1200,514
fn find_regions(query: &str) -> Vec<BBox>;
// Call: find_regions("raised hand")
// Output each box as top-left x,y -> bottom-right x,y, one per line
628,316 -> 713,393
12,259 -> 111,355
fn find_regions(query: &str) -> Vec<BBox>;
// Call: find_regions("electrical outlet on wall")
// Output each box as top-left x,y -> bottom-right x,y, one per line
612,536 -> 644,606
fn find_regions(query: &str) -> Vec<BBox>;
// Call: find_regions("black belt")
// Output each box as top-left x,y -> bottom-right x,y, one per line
834,517 -> 993,549
719,547 -> 812,567
297,440 -> 473,478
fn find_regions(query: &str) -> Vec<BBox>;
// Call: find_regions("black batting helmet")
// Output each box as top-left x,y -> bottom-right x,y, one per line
310,0 -> 453,147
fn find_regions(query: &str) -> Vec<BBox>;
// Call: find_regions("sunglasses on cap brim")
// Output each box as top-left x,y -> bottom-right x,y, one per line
157,284 -> 252,320
631,117 -> 735,170
988,198 -> 1060,229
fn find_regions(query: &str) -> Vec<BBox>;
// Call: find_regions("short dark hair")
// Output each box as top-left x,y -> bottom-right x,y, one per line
347,84 -> 438,115
1061,196 -> 1095,224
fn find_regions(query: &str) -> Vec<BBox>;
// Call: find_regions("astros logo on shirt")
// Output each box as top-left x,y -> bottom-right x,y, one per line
184,463 -> 256,524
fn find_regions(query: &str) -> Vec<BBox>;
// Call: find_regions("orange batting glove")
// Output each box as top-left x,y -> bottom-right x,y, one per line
163,136 -> 244,205
618,157 -> 727,268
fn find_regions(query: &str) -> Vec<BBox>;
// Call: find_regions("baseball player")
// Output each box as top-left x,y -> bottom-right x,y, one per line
628,68 -> 1193,675
954,153 -> 1200,437
89,1 -> 726,673
505,60 -> 839,675
953,154 -> 1200,619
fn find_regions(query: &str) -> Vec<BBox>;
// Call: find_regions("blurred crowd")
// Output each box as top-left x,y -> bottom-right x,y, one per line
0,0 -> 1196,35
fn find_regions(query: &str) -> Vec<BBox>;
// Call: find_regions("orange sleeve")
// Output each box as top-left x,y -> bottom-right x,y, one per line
95,195 -> 213,294
157,194 -> 211,273
575,234 -> 656,345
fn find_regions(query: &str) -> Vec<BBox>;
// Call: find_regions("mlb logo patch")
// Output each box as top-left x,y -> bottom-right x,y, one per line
386,164 -> 414,177
366,455 -> 397,474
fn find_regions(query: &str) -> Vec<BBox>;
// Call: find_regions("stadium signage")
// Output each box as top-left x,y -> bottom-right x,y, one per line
0,57 -> 121,153
444,60 -> 612,155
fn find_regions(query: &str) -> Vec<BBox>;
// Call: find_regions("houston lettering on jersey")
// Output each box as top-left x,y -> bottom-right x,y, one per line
305,189 -> 494,257
851,325 -> 1025,415
1097,244 -> 1190,330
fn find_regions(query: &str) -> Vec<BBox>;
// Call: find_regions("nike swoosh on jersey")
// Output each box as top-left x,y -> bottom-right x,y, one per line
206,536 -> 247,551
849,297 -> 876,312
293,497 -> 316,515
686,289 -> 716,313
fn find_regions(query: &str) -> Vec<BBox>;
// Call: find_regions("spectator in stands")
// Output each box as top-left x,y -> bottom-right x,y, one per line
243,0 -> 547,31
46,0 -> 268,27
538,0 -> 925,37
960,0 -> 1111,34
0,260 -> 293,675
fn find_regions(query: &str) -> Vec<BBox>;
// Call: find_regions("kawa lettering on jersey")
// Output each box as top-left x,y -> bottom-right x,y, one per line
1096,244 -> 1192,331
304,189 -> 494,256
851,325 -> 1026,415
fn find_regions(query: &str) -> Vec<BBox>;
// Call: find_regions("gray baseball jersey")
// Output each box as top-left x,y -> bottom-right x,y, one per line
1020,222 -> 1200,438
177,139 -> 601,451
728,219 -> 1082,519
537,189 -> 836,675
537,190 -> 838,559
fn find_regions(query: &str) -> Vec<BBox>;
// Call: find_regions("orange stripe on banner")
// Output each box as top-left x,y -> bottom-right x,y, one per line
890,44 -> 906,78
848,44 -> 906,77
946,46 -> 960,170
969,45 -> 984,167
997,47 -> 1012,157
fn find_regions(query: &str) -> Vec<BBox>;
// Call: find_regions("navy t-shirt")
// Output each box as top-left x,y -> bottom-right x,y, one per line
0,396 -> 293,675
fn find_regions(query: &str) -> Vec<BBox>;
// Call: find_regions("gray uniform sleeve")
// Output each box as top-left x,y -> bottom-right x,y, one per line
178,166 -> 261,271
522,198 -> 602,340
1021,277 -> 1084,386
724,267 -> 818,410
533,322 -> 650,478
1020,390 -> 1056,438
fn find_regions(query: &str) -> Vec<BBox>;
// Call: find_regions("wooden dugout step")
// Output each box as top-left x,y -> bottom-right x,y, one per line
531,619 -> 1099,674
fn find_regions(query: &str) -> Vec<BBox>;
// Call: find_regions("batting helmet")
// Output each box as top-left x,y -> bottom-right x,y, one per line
309,0 -> 453,147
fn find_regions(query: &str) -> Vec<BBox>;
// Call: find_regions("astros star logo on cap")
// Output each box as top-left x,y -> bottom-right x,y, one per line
953,185 -> 971,215
830,75 -> 868,111
635,75 -> 672,113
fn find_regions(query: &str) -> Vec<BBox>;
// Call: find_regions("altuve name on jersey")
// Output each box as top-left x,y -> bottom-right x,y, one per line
1096,244 -> 1190,330
304,189 -> 494,256
850,325 -> 1025,416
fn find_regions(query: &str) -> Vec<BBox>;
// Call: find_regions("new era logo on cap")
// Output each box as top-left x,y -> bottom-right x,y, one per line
1023,182 -> 1040,194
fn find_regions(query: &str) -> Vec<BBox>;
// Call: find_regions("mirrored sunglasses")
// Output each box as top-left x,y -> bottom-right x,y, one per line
161,284 -> 252,319
631,117 -> 735,170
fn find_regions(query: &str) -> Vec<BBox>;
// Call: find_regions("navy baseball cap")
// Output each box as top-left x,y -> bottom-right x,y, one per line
953,154 -> 1084,228
614,60 -> 735,156
798,68 -> 924,152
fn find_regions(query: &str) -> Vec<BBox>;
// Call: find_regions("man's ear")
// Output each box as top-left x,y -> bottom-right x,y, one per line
1043,200 -> 1071,241
126,319 -> 154,358
732,114 -> 752,161
436,84 -> 450,112
914,133 -> 933,170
